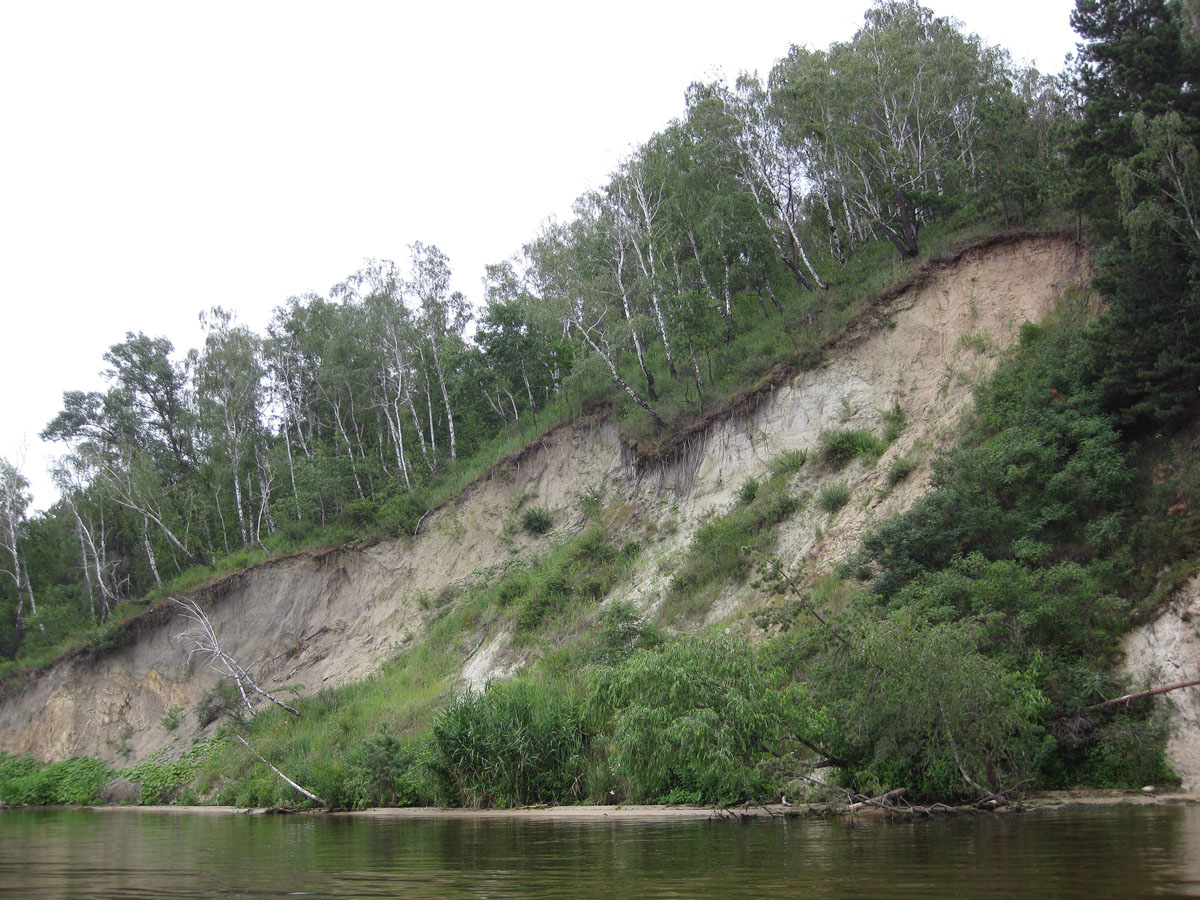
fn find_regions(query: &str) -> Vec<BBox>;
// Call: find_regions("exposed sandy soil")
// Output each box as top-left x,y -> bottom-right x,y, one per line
1123,574 -> 1200,790
0,234 -> 1105,767
625,235 -> 1092,622
64,789 -> 1200,822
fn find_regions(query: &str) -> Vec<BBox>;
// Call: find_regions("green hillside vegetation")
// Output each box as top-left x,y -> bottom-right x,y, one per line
2,0 -> 1200,808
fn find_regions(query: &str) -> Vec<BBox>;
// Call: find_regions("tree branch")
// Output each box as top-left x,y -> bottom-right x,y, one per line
1088,679 -> 1200,711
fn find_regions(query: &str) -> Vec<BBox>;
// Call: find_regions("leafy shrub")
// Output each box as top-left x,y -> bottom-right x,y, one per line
427,681 -> 588,808
196,680 -> 244,727
520,506 -> 554,535
161,706 -> 184,731
817,481 -> 851,512
89,619 -> 135,657
347,724 -> 429,808
819,428 -> 887,469
376,492 -> 429,535
803,610 -> 1047,800
0,753 -> 114,805
1082,711 -> 1179,789
886,456 -> 917,486
588,634 -> 824,805
768,448 -> 808,478
736,477 -> 760,504
863,326 -> 1134,598
592,601 -> 662,665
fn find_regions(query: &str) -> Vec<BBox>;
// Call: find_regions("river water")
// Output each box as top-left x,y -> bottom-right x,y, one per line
1,805 -> 1198,898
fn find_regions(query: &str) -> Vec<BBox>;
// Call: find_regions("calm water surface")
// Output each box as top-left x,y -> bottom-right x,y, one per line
2,805 -> 1199,899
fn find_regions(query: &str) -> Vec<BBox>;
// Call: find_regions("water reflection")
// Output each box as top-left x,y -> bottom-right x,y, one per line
1,805 -> 1198,899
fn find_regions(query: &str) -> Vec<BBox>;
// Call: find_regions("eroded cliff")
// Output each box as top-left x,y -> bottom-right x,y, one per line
0,234 -> 1094,766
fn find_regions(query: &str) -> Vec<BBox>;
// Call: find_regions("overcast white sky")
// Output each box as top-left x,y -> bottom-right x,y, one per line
1,0 -> 1079,509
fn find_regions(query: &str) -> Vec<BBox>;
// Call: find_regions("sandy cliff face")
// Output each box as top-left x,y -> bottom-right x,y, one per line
1123,574 -> 1200,790
0,234 -> 1093,765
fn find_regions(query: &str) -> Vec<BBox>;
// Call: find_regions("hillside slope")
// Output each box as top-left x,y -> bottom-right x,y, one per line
0,234 -> 1091,766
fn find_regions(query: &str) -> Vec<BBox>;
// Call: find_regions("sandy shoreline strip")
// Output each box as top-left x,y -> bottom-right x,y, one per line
56,790 -> 1200,821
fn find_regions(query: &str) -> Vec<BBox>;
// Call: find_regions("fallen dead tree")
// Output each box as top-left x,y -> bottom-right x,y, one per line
1088,679 -> 1200,711
235,735 -> 325,807
172,596 -> 300,718
173,596 -> 324,808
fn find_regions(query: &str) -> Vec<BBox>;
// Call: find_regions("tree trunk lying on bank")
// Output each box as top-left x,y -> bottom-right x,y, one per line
1088,678 -> 1200,711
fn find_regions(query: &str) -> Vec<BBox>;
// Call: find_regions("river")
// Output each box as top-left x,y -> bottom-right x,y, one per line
1,805 -> 1198,898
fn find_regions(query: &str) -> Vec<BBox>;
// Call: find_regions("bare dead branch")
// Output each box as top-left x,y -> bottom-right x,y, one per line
235,735 -> 324,806
173,597 -> 300,718
847,787 -> 908,811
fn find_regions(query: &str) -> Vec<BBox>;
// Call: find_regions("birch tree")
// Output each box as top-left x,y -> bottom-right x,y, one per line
196,308 -> 266,547
0,458 -> 36,653
408,242 -> 470,463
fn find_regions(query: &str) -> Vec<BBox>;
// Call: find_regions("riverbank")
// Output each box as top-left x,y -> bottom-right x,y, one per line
64,789 -> 1200,822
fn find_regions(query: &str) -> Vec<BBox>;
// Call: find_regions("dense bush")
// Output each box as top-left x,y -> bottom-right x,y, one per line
588,634 -> 824,804
347,724 -> 429,808
817,481 -> 851,512
777,608 -> 1048,799
863,325 -> 1132,597
0,753 -> 113,805
520,506 -> 554,536
426,681 -> 589,808
819,428 -> 887,469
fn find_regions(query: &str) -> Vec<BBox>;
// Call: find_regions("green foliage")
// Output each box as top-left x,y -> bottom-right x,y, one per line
886,455 -> 917,486
89,618 -> 136,657
161,706 -> 183,731
0,752 -> 113,805
426,680 -> 589,808
768,448 -> 808,477
863,324 -> 1134,597
374,491 -> 430,536
791,610 -> 1047,800
1082,710 -> 1178,789
817,481 -> 851,513
124,741 -> 227,805
591,601 -> 662,666
668,454 -> 806,611
819,428 -> 887,469
891,554 -> 1128,670
346,724 -> 428,808
588,634 -> 824,805
196,680 -> 244,728
509,526 -> 638,636
736,477 -> 760,504
520,506 -> 554,536
12,0 -> 1200,810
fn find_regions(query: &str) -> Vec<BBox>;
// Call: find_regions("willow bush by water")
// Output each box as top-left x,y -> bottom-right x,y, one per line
588,633 -> 827,805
